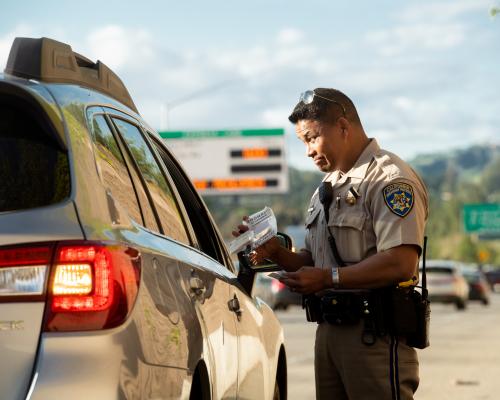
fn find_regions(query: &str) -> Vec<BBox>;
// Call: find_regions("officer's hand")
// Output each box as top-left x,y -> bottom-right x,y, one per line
231,216 -> 250,238
248,236 -> 281,265
231,217 -> 281,265
281,266 -> 330,295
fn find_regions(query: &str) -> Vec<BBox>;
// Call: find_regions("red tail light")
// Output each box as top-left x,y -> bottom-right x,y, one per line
0,245 -> 53,267
0,241 -> 141,331
44,242 -> 141,332
472,283 -> 484,293
271,279 -> 286,293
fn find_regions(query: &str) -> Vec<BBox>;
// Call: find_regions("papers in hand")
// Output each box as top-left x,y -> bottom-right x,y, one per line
228,206 -> 277,254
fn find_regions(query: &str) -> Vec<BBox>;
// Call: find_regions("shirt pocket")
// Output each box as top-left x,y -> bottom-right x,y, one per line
328,211 -> 367,263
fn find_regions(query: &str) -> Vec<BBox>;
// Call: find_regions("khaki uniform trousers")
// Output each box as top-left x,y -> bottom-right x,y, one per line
315,322 -> 419,400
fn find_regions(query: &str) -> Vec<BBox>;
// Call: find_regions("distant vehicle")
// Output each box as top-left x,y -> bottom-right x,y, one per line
251,226 -> 306,311
284,225 -> 307,253
462,269 -> 491,305
253,273 -> 274,306
423,260 -> 469,310
270,277 -> 303,310
253,273 -> 302,311
484,268 -> 500,292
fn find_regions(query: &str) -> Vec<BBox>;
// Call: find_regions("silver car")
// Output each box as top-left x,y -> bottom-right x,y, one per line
0,37 -> 287,400
423,260 -> 469,310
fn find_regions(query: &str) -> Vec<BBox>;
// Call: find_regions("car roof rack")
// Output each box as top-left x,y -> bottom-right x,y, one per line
4,37 -> 138,113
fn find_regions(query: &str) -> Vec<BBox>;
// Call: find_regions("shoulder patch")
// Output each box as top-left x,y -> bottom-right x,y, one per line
382,182 -> 414,217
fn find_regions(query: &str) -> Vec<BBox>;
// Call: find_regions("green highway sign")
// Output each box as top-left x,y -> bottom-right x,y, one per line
159,128 -> 284,139
463,204 -> 500,234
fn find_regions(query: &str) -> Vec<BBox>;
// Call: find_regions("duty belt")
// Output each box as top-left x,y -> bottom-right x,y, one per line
303,289 -> 387,346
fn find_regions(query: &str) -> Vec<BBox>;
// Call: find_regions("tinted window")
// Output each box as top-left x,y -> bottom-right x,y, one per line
89,115 -> 142,224
113,119 -> 189,244
0,101 -> 70,212
426,267 -> 453,274
152,139 -> 229,267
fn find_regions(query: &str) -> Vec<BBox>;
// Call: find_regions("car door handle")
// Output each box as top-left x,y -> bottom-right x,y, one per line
190,276 -> 206,297
228,295 -> 243,321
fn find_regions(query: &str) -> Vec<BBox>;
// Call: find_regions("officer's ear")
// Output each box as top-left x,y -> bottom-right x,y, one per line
338,117 -> 351,137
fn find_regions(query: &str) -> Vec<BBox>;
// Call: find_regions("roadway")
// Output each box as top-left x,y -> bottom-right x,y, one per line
275,292 -> 500,400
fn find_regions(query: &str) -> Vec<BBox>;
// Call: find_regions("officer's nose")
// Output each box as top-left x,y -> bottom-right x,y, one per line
306,143 -> 316,158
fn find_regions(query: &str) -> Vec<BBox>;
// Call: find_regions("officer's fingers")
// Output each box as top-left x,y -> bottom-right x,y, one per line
282,276 -> 300,288
238,224 -> 249,233
232,223 -> 250,237
285,271 -> 301,279
249,253 -> 262,265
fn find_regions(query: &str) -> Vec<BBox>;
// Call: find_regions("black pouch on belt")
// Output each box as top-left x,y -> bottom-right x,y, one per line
303,294 -> 323,323
386,287 -> 418,335
405,289 -> 430,349
384,287 -> 430,349
320,291 -> 364,325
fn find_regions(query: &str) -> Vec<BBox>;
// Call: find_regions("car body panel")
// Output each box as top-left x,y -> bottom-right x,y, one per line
0,303 -> 46,400
0,201 -> 84,246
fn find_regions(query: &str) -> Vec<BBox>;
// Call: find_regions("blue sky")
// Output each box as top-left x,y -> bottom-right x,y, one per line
1,0 -> 499,169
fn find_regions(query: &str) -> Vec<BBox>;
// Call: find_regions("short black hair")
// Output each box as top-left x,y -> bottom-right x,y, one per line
288,88 -> 361,125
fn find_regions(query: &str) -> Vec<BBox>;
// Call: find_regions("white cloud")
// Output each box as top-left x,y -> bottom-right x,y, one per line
261,107 -> 290,127
392,96 -> 414,111
85,25 -> 155,71
0,24 -> 35,70
366,23 -> 466,56
399,0 -> 491,23
211,30 -> 324,80
276,28 -> 304,45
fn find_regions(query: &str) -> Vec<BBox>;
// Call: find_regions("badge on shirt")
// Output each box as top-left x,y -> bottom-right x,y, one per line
382,182 -> 414,217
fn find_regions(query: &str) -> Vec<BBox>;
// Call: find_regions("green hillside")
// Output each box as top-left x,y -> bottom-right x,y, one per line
203,144 -> 500,265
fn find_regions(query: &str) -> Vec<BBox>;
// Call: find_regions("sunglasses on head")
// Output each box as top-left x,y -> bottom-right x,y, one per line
299,90 -> 346,117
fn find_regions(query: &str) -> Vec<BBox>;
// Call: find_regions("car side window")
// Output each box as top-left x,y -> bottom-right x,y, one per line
89,114 -> 143,225
151,137 -> 233,271
112,118 -> 190,245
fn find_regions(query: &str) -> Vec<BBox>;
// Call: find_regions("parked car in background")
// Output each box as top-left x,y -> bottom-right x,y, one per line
461,268 -> 491,305
284,225 -> 307,253
0,37 -> 287,400
483,267 -> 500,292
253,272 -> 302,311
270,225 -> 305,310
270,276 -> 303,310
423,260 -> 469,310
252,226 -> 306,310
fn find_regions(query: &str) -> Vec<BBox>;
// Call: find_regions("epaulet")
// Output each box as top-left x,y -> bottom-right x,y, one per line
374,150 -> 406,181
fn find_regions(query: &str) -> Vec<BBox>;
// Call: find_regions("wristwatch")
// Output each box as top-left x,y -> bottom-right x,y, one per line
331,266 -> 340,288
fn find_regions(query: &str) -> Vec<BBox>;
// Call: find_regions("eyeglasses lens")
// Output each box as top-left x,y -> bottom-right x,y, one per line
300,90 -> 315,104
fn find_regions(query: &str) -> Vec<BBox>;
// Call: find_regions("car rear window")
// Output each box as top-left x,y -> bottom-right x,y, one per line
426,266 -> 453,274
0,100 -> 70,212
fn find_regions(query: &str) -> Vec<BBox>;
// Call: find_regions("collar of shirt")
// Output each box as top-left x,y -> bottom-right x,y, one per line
335,138 -> 380,184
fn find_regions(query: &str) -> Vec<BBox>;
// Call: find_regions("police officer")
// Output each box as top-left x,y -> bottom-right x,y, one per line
237,88 -> 428,399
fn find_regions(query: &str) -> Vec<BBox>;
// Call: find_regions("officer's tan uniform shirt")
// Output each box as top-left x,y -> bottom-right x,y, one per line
304,138 -> 428,270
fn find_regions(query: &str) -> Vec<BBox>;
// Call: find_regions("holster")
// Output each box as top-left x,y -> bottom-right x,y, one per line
302,294 -> 323,323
